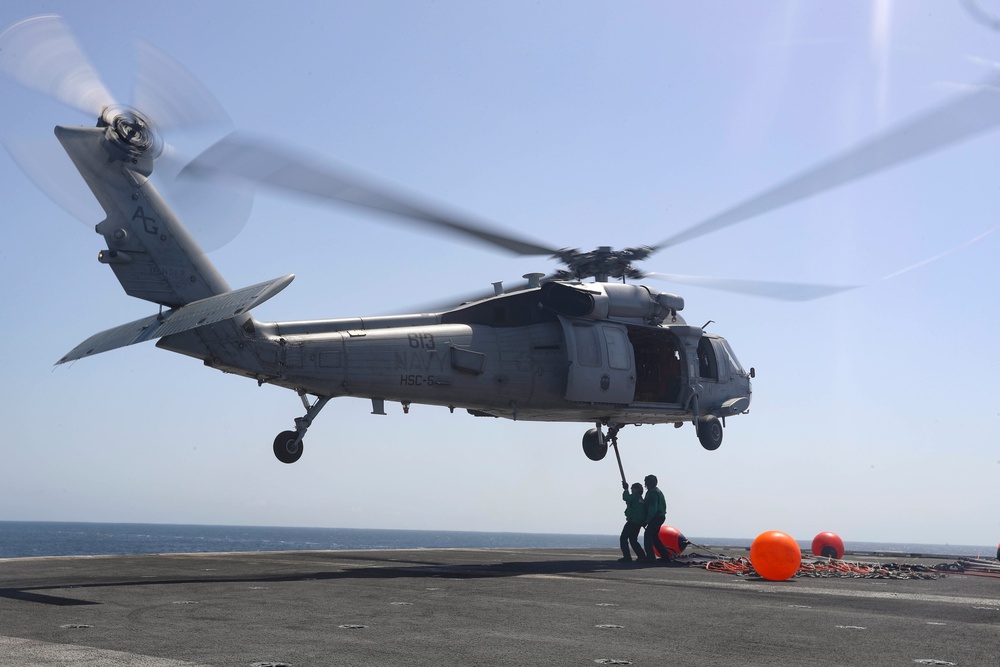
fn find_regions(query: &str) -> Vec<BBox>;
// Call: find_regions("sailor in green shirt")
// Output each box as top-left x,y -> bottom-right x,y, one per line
643,474 -> 671,562
618,482 -> 647,562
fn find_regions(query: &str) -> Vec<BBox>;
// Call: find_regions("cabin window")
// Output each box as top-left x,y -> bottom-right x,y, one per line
697,337 -> 718,381
604,326 -> 631,370
573,324 -> 601,367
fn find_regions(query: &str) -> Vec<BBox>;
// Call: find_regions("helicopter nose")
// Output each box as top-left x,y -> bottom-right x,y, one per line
722,396 -> 750,415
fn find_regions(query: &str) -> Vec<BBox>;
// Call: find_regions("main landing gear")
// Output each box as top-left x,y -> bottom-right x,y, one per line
581,415 -> 724,461
582,422 -> 622,462
273,391 -> 331,464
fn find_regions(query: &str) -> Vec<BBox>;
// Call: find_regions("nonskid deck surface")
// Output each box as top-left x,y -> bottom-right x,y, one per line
1,548 -> 997,666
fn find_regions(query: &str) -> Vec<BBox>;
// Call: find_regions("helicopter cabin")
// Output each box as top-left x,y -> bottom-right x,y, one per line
440,280 -> 713,409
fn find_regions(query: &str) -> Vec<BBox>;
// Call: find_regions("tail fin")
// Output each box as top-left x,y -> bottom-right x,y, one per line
55,123 -> 277,372
56,124 -> 230,308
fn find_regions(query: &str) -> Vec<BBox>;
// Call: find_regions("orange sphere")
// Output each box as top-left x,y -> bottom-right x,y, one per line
811,532 -> 845,559
750,530 -> 801,581
654,525 -> 688,558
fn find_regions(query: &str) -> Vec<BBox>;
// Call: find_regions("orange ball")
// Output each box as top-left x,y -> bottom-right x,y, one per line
654,525 -> 688,558
750,530 -> 801,581
811,532 -> 845,559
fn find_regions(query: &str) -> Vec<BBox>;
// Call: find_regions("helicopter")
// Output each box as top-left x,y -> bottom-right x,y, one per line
4,15 -> 1000,466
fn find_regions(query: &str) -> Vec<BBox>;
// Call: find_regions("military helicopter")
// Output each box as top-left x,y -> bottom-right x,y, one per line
4,15 -> 1000,465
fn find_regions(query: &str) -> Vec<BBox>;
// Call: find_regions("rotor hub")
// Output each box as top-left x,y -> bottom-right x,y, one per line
99,105 -> 163,159
555,245 -> 653,282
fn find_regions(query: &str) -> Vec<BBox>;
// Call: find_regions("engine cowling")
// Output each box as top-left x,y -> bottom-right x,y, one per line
539,281 -> 684,324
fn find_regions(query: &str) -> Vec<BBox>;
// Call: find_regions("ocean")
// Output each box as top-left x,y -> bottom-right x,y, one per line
0,521 -> 996,560
0,522 -> 617,559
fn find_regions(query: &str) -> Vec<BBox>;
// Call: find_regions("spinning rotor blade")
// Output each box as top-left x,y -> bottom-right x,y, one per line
0,15 -> 251,250
131,40 -> 252,251
155,145 -> 255,252
0,14 -> 120,225
182,133 -> 561,257
645,273 -> 857,301
133,39 -> 232,130
0,14 -> 116,116
655,79 -> 1000,250
2,136 -> 104,221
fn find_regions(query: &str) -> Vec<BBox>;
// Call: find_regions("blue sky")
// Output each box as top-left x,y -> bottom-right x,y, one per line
1,1 -> 998,547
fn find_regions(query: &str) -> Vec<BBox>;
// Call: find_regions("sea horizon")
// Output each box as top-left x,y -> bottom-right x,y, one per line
0,520 -> 996,560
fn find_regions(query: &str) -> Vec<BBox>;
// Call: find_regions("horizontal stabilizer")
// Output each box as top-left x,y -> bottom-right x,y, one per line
57,274 -> 294,364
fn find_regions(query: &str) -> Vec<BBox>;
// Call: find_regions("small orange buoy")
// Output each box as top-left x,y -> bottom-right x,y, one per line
811,532 -> 845,559
655,525 -> 689,558
750,530 -> 801,581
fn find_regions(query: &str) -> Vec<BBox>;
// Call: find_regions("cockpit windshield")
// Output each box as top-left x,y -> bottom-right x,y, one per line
719,338 -> 745,376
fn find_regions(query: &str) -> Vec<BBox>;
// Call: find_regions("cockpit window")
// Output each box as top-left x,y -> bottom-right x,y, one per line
719,338 -> 745,375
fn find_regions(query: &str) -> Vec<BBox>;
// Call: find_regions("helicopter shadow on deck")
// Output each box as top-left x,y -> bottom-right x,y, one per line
0,553 -> 636,607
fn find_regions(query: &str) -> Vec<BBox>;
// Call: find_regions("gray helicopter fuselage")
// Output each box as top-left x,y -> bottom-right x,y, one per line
193,288 -> 753,426
54,117 -> 752,459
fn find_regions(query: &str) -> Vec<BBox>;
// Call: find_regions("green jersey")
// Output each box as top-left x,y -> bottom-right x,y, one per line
644,486 -> 666,523
622,489 -> 645,523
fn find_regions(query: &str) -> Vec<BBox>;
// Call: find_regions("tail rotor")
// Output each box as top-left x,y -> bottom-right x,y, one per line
0,14 -> 252,250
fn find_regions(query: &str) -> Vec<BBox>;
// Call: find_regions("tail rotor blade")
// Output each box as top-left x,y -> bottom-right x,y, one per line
153,145 -> 255,251
132,39 -> 250,250
3,136 -> 104,223
0,14 -> 116,116
133,39 -> 232,131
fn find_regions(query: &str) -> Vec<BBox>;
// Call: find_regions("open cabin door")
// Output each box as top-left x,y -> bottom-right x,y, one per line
627,325 -> 685,405
560,317 -> 636,404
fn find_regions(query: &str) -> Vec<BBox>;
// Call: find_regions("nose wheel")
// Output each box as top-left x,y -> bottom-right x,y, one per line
273,391 -> 331,464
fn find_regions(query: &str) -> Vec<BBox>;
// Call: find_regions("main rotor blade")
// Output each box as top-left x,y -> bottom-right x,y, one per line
182,132 -> 561,257
654,79 -> 1000,250
0,14 -> 116,117
645,273 -> 857,301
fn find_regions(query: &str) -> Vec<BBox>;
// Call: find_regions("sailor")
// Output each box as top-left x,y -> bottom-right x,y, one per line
618,482 -> 647,563
642,474 -> 671,562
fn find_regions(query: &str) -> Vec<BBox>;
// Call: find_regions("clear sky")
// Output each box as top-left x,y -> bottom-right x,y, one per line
1,1 -> 998,547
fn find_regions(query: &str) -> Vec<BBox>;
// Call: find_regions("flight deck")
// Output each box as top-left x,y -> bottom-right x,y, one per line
1,548 -> 997,666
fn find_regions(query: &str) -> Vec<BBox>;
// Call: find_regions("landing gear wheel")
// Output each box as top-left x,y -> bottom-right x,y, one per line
697,416 -> 723,451
273,430 -> 304,464
582,428 -> 608,461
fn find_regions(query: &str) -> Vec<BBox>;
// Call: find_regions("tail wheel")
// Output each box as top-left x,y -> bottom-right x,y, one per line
697,416 -> 723,451
273,430 -> 304,464
582,428 -> 608,461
